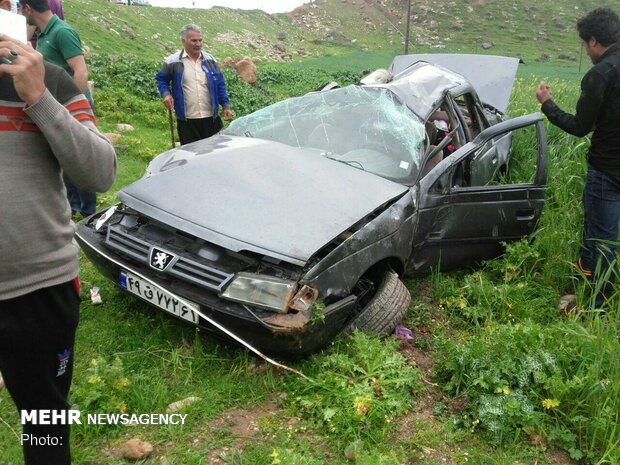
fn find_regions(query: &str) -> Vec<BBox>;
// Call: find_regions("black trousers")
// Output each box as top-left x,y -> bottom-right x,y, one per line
0,280 -> 80,465
177,116 -> 223,145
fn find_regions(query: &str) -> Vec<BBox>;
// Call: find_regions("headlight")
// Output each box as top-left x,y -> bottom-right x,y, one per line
221,273 -> 297,313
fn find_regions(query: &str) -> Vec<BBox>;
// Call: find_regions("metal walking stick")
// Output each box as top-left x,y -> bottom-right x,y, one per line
168,108 -> 176,149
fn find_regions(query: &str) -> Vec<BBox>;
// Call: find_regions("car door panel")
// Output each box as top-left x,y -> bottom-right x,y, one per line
407,113 -> 547,274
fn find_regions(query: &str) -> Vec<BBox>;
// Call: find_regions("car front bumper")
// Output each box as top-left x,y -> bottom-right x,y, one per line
75,219 -> 355,356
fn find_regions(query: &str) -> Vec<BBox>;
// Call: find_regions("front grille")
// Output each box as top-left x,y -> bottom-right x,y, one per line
105,225 -> 234,293
107,227 -> 150,262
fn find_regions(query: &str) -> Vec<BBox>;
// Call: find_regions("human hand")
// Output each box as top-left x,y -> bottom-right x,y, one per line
536,81 -> 552,104
222,108 -> 233,121
0,35 -> 46,106
163,95 -> 174,111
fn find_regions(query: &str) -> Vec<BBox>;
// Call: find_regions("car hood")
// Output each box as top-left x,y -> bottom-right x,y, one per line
119,136 -> 409,266
389,54 -> 520,113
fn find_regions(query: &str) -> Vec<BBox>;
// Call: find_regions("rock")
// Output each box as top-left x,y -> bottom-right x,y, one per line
518,34 -> 527,41
558,54 -> 576,61
122,24 -> 136,39
481,42 -> 493,50
166,396 -> 202,413
538,53 -> 550,62
115,123 -> 135,132
234,58 -> 258,85
0,375 -> 4,390
451,21 -> 463,30
557,294 -> 576,312
344,440 -> 364,461
104,133 -> 122,144
116,439 -> 153,461
222,56 -> 237,68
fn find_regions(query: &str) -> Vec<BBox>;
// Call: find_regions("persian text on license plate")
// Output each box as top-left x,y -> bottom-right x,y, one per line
119,270 -> 199,324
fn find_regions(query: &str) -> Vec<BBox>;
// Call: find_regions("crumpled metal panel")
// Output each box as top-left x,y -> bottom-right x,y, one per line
389,54 -> 520,114
120,136 -> 408,266
380,61 -> 465,119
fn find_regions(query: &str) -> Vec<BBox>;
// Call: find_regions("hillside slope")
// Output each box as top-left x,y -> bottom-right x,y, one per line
66,0 -> 617,65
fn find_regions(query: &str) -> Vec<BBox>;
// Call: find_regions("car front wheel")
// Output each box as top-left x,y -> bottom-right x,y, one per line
342,270 -> 411,335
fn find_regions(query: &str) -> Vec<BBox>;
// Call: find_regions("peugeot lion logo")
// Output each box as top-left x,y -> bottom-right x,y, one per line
149,248 -> 176,271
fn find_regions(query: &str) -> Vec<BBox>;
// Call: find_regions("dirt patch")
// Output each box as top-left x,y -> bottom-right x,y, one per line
547,449 -> 578,465
398,340 -> 435,375
394,398 -> 458,465
205,399 -> 280,463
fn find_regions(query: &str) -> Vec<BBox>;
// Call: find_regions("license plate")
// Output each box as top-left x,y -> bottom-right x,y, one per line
119,270 -> 199,324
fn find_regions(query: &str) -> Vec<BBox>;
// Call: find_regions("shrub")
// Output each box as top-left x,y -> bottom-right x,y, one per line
288,332 -> 421,444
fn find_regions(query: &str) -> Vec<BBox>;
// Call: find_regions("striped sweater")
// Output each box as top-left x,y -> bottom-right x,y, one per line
0,63 -> 117,300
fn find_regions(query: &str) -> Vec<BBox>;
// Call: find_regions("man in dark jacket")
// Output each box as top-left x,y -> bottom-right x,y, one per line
536,7 -> 620,309
155,23 -> 233,145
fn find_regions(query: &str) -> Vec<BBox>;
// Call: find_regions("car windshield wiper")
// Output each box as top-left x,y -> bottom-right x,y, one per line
326,155 -> 364,170
244,131 -> 253,138
324,154 -> 365,171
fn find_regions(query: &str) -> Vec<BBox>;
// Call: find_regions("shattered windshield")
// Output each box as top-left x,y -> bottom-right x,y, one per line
224,86 -> 426,182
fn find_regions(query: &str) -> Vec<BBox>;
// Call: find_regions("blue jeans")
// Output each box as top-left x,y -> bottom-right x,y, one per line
580,163 -> 620,306
64,178 -> 97,217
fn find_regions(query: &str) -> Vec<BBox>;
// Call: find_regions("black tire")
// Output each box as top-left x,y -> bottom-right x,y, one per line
342,270 -> 411,335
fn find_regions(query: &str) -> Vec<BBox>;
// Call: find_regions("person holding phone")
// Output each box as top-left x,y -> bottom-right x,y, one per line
0,2 -> 116,462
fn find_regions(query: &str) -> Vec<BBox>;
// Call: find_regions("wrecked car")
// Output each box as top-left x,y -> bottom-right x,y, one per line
76,54 -> 547,355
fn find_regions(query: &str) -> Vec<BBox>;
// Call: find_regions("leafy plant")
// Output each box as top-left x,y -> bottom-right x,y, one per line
71,356 -> 130,414
435,319 -> 619,462
288,332 -> 421,444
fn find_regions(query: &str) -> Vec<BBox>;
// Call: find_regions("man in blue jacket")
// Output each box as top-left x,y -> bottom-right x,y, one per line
156,23 -> 233,145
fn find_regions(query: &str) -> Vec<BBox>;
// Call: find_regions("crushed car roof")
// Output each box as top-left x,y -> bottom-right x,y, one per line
388,54 -> 520,114
375,61 -> 466,119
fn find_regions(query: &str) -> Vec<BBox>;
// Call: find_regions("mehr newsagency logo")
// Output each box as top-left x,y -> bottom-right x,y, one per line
21,410 -> 187,426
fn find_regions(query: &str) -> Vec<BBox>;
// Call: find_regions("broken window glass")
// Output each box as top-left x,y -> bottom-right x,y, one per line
225,86 -> 426,182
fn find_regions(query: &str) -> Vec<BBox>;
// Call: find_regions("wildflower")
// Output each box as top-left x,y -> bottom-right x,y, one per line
495,386 -> 510,395
269,449 -> 281,465
353,396 -> 371,416
470,418 -> 480,432
87,375 -> 102,384
113,377 -> 129,390
542,398 -> 560,409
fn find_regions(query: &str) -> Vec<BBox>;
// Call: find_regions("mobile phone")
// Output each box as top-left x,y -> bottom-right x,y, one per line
0,8 -> 27,44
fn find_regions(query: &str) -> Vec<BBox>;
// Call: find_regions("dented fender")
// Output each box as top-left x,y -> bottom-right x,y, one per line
302,193 -> 416,299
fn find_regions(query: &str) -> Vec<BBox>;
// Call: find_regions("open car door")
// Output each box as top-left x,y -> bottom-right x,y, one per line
408,113 -> 547,273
